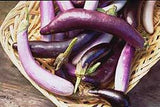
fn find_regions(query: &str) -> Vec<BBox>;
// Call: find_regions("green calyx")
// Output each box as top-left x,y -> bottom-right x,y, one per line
97,5 -> 117,16
86,62 -> 101,75
74,61 -> 88,93
74,62 -> 101,93
54,37 -> 78,71
106,5 -> 117,16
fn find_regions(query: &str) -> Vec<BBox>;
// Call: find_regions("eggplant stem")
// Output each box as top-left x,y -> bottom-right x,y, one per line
85,62 -> 101,75
74,61 -> 87,93
54,37 -> 78,71
106,5 -> 117,16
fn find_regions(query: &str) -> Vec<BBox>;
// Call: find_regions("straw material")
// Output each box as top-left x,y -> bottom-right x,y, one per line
0,1 -> 160,107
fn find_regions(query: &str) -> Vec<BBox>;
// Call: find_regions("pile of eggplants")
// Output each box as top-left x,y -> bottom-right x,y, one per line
14,0 -> 157,106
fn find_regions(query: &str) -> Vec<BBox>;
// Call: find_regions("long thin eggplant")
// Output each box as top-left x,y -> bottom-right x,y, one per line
13,31 -> 100,58
123,0 -> 144,28
115,43 -> 135,92
56,0 -> 83,39
142,0 -> 156,34
80,43 -> 111,68
56,1 -> 74,12
98,0 -> 113,8
40,1 -> 54,41
17,8 -> 74,96
72,33 -> 113,65
71,0 -> 113,8
89,89 -> 130,107
83,40 -> 125,88
40,8 -> 144,48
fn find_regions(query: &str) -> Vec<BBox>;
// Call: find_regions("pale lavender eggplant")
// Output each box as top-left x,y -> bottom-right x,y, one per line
40,9 -> 144,48
72,33 -> 113,65
143,0 -> 156,34
17,20 -> 74,96
56,1 -> 74,12
84,0 -> 99,10
114,43 -> 135,92
40,1 -> 54,41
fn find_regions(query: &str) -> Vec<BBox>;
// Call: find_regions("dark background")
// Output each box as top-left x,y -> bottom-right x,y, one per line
0,1 -> 160,107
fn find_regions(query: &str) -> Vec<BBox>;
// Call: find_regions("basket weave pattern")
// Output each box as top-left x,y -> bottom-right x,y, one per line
0,1 -> 160,107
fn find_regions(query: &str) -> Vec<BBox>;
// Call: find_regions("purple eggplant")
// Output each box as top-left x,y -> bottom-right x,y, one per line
83,40 -> 125,88
71,0 -> 113,8
98,0 -> 113,8
80,43 -> 111,68
72,33 -> 113,65
13,31 -> 100,58
40,9 -> 144,48
39,1 -> 54,41
71,0 -> 85,8
115,43 -> 135,92
89,89 -> 130,107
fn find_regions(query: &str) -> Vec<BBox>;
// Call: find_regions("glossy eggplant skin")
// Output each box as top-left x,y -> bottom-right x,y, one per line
123,0 -> 144,28
71,0 -> 113,8
40,9 -> 144,48
83,40 -> 125,88
71,0 -> 85,8
89,89 -> 130,107
12,31 -> 100,58
81,43 -> 111,68
98,0 -> 114,8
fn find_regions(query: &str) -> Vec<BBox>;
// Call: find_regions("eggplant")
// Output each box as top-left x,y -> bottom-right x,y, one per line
72,33 -> 113,65
17,8 -> 74,96
98,0 -> 113,8
13,31 -> 101,58
115,43 -> 135,92
80,43 -> 111,68
40,1 -> 54,41
89,89 -> 130,107
56,1 -> 74,12
142,0 -> 156,34
40,8 -> 144,48
83,40 -> 125,88
123,0 -> 144,28
71,0 -> 85,8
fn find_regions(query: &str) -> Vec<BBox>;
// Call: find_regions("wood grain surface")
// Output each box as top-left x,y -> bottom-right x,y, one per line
0,1 -> 160,107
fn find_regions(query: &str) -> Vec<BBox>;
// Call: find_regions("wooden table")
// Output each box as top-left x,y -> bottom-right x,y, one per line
0,1 -> 160,107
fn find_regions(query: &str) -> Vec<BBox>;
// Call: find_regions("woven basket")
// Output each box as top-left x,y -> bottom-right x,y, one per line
1,1 -> 160,107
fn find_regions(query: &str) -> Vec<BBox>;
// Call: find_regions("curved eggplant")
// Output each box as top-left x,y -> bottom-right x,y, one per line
40,9 -> 144,48
80,43 -> 111,68
83,40 -> 125,88
13,31 -> 100,58
89,89 -> 130,107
